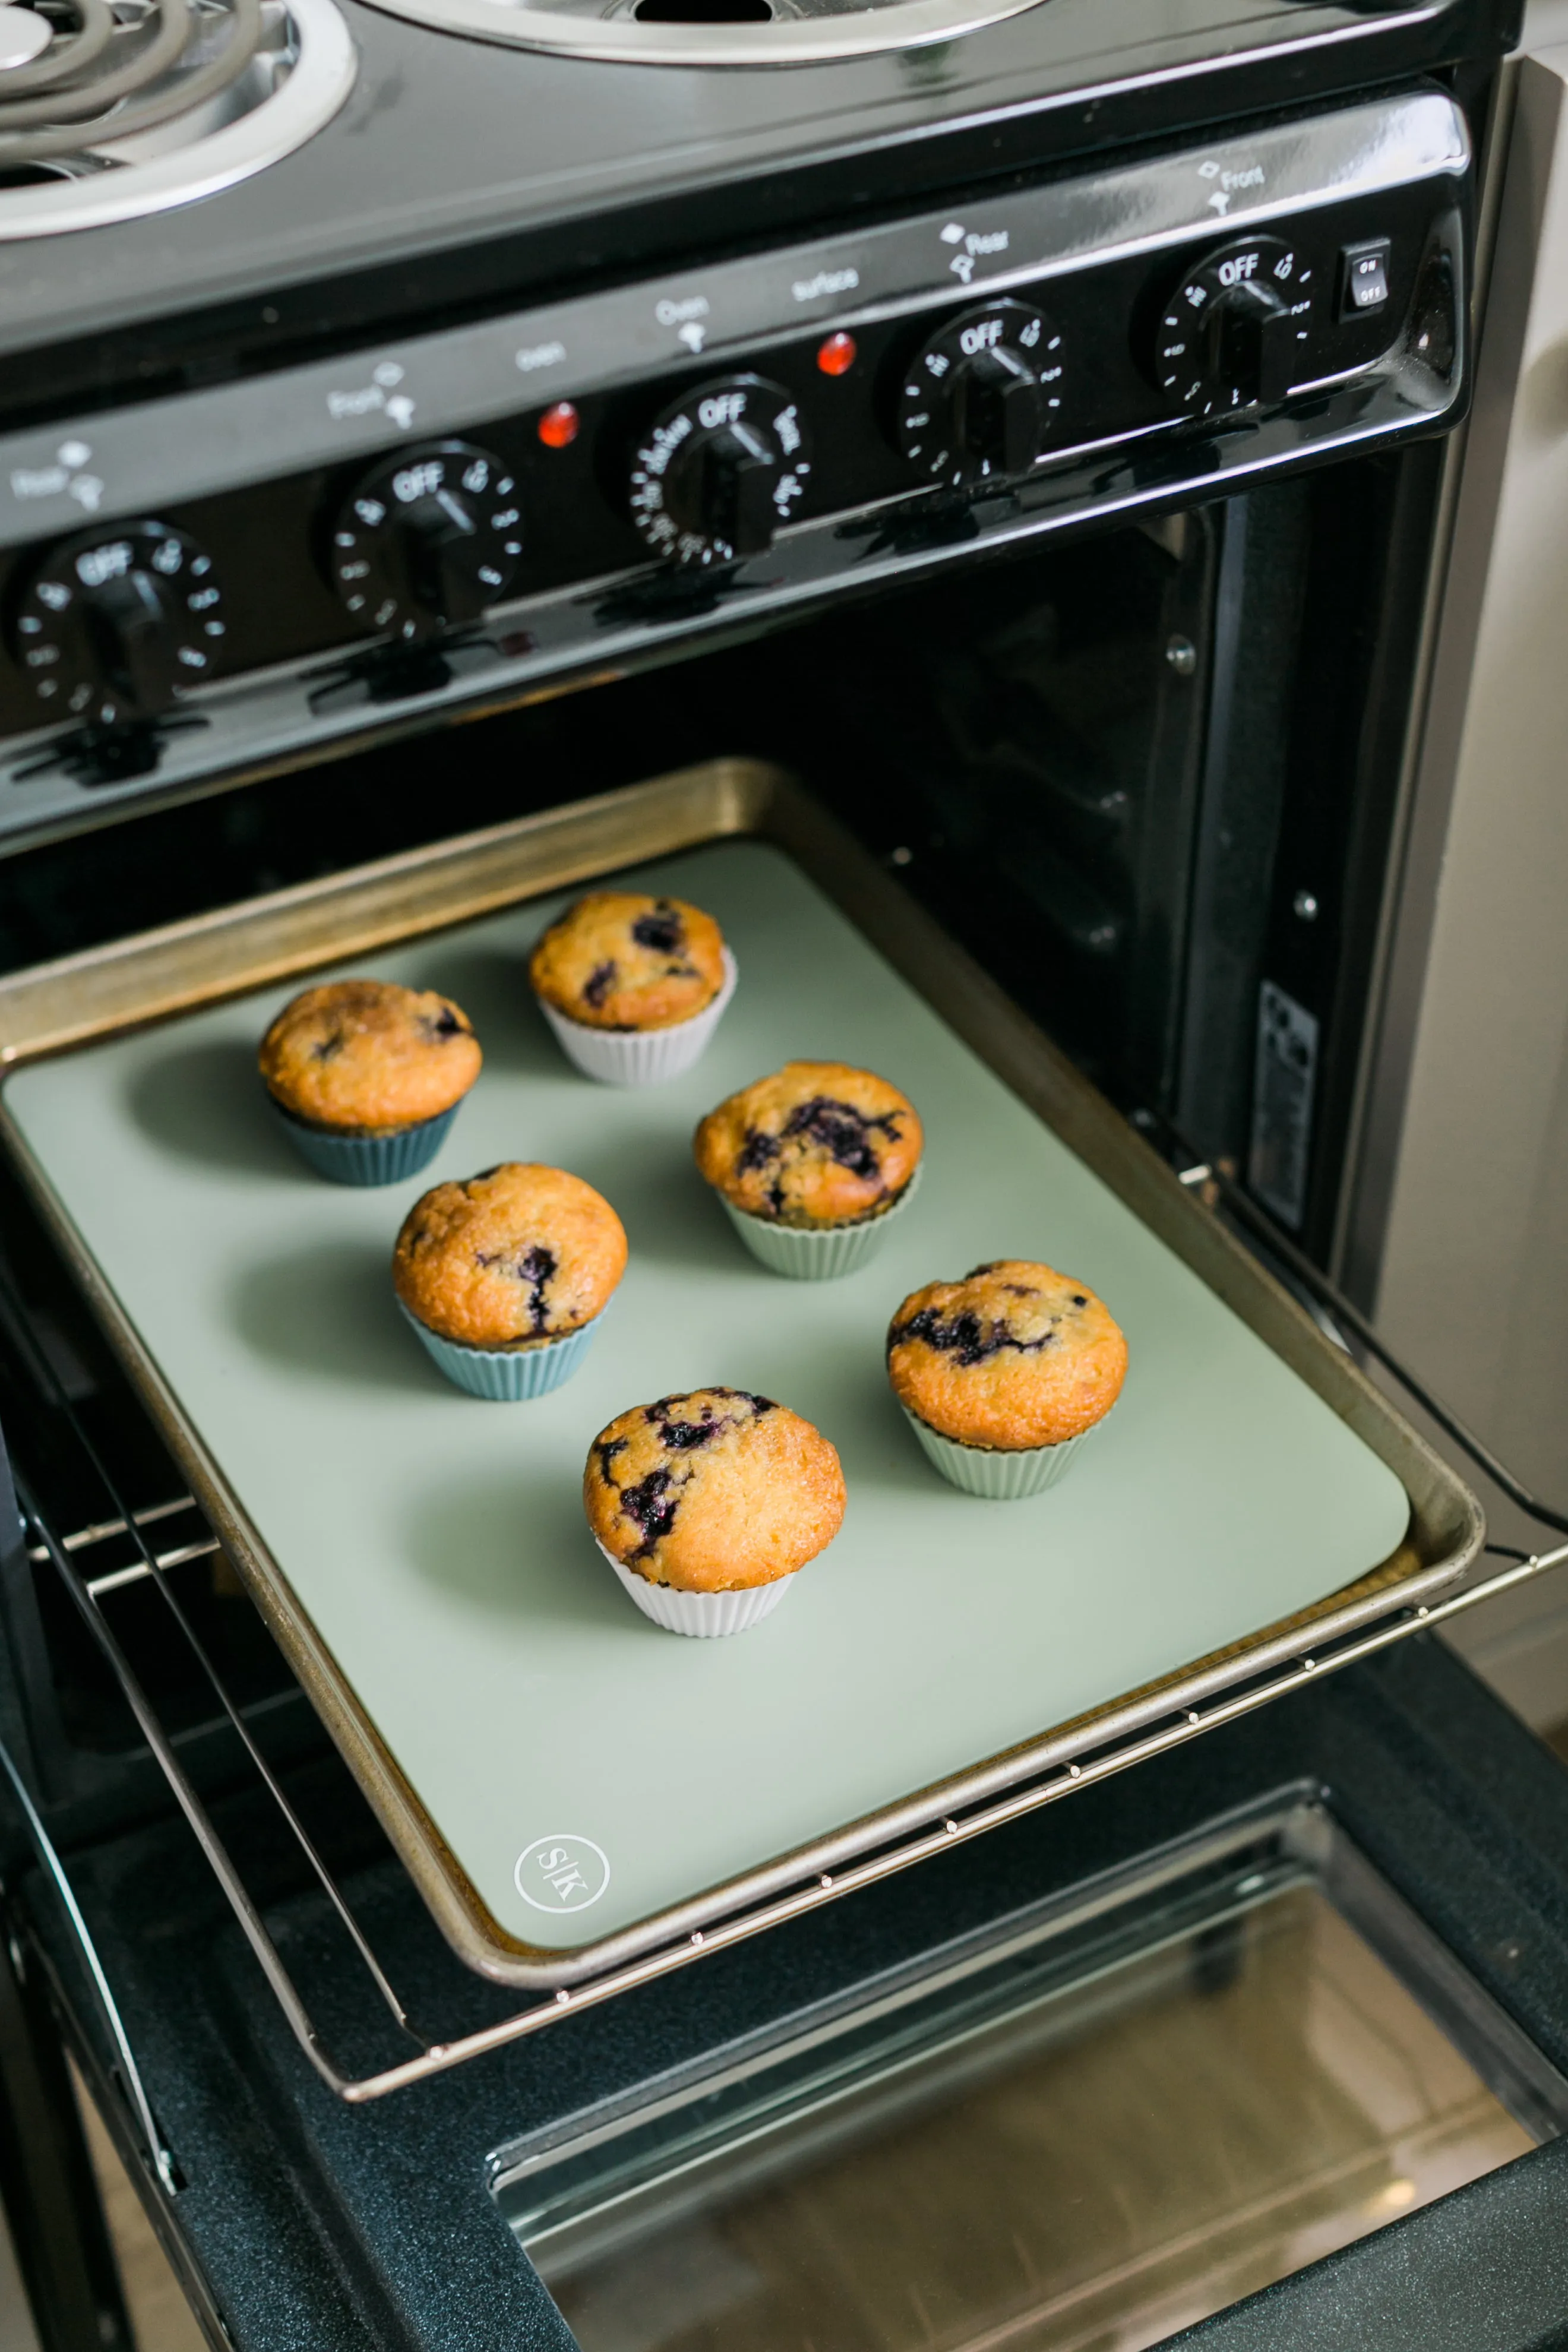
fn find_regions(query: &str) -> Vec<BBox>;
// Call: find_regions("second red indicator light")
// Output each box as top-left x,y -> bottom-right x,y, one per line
538,402 -> 580,448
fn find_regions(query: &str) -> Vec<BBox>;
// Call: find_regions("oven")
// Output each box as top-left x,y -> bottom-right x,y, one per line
1,0 -> 1567,2338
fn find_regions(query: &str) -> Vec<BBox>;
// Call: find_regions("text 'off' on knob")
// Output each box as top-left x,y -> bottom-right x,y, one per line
1152,236 -> 1313,417
896,300 -> 1066,487
628,376 -> 813,567
9,521 -> 224,727
328,441 -> 523,637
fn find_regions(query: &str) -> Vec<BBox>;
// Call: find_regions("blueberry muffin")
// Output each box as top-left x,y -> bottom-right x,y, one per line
394,1162 -> 627,1351
694,1061 -> 922,1229
584,1389 -> 845,1593
888,1261 -> 1127,1453
530,892 -> 728,1032
260,979 -> 480,1134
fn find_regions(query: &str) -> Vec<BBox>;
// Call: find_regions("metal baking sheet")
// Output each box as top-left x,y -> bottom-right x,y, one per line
0,766 -> 1479,1987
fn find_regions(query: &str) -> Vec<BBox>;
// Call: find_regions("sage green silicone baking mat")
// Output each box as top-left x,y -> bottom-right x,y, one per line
2,839 -> 1408,1955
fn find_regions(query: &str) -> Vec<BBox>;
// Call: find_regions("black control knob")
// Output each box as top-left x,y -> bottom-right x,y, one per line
9,522 -> 224,727
328,441 -> 522,639
1152,236 -> 1313,418
895,300 -> 1066,488
629,376 -> 813,567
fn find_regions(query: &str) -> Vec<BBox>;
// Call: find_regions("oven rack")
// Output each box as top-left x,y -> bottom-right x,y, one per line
0,1193 -> 1563,2170
4,1433 -> 1564,2141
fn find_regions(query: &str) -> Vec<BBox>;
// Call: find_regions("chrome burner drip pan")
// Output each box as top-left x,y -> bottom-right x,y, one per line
0,0 -> 353,236
355,0 -> 1048,69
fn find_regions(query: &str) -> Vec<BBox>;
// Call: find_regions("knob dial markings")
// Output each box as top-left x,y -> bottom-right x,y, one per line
328,440 -> 522,637
1153,236 -> 1312,416
9,521 -> 223,727
629,375 -> 813,567
896,299 -> 1065,486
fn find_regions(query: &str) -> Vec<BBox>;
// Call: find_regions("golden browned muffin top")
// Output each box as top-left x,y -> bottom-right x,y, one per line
260,979 -> 480,1133
529,892 -> 727,1032
584,1388 -> 846,1592
394,1162 -> 627,1350
694,1060 -> 922,1229
887,1260 -> 1127,1451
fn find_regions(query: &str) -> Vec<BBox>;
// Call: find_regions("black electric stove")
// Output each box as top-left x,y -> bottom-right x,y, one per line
3,0 -> 1566,2345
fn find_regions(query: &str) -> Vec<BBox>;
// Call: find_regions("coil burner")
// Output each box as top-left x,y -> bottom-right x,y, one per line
356,0 -> 1048,69
0,0 -> 353,235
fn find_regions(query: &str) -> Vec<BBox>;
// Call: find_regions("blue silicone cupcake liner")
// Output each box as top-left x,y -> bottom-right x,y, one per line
719,1164 -> 922,1281
902,1408 -> 1096,1499
270,1098 -> 459,1186
398,1300 -> 604,1400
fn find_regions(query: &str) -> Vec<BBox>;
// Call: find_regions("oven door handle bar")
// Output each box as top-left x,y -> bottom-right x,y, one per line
1169,1149 -> 1568,1538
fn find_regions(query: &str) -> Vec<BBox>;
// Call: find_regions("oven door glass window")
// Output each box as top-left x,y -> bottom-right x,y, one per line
493,1800 -> 1561,2352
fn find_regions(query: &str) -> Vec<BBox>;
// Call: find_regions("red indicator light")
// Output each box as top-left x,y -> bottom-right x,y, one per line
817,331 -> 858,378
538,402 -> 580,449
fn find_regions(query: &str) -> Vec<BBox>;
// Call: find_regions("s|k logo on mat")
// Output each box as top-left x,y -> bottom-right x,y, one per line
515,1835 -> 611,1913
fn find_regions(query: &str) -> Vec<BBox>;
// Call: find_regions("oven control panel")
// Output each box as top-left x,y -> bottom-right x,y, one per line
0,88 -> 1468,839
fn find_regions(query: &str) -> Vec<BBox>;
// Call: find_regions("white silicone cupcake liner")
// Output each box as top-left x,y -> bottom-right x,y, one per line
903,1408 -> 1096,1499
596,1539 -> 795,1636
719,1162 -> 922,1281
538,948 -> 738,1086
270,1098 -> 459,1186
399,1300 -> 605,1399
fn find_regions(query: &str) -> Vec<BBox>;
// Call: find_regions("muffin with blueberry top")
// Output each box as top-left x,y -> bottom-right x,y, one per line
259,978 -> 480,1184
394,1162 -> 626,1398
529,891 -> 735,1085
530,892 -> 727,1031
694,1061 -> 923,1278
584,1387 -> 845,1636
887,1260 -> 1126,1497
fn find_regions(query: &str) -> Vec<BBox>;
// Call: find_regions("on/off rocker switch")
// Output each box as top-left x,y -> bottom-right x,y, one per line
1339,239 -> 1392,321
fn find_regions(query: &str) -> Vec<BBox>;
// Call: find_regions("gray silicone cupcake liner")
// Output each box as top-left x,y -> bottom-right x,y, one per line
719,1163 -> 922,1281
399,1301 -> 605,1399
271,1098 -> 459,1186
903,1408 -> 1095,1499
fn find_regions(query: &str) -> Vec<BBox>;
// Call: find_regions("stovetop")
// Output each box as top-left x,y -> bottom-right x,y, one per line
0,0 -> 1518,419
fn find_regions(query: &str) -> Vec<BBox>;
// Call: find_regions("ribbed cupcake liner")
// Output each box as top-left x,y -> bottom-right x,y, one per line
538,949 -> 738,1087
719,1163 -> 922,1281
270,1099 -> 460,1186
399,1301 -> 604,1399
596,1539 -> 795,1637
903,1409 -> 1095,1499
